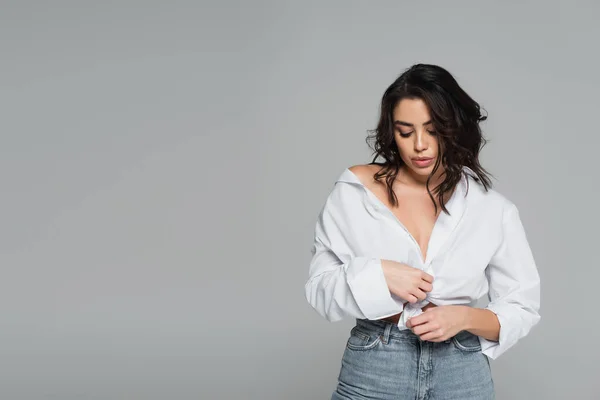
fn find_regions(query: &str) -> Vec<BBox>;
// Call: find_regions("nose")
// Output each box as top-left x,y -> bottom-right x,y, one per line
414,131 -> 428,152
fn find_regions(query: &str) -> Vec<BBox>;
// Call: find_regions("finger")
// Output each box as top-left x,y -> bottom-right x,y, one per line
421,271 -> 434,283
412,321 -> 436,336
411,289 -> 427,301
407,313 -> 430,328
420,329 -> 444,342
419,281 -> 433,292
405,294 -> 418,303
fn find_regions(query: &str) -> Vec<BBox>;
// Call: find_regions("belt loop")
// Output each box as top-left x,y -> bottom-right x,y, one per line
382,322 -> 392,344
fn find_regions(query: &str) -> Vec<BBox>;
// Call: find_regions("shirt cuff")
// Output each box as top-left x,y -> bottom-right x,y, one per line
478,303 -> 516,360
345,257 -> 404,320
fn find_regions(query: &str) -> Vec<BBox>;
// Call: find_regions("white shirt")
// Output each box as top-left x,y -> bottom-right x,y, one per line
304,166 -> 541,360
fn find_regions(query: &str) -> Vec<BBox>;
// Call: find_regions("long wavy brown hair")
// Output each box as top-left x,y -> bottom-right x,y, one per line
365,63 -> 494,215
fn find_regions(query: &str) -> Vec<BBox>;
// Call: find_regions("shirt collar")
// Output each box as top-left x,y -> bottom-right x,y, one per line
335,165 -> 479,265
337,165 -> 477,188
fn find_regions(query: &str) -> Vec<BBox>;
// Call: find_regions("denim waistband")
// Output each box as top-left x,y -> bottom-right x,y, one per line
355,318 -> 478,346
355,318 -> 420,341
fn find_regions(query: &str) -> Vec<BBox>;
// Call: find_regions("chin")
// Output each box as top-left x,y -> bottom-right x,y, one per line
408,165 -> 433,175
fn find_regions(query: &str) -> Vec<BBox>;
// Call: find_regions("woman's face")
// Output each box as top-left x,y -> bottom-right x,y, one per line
393,97 -> 443,182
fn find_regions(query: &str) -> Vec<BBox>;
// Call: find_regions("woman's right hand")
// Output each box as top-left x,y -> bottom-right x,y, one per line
381,259 -> 434,303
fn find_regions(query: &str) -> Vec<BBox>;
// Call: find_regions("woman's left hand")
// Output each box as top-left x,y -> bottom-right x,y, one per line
406,305 -> 470,342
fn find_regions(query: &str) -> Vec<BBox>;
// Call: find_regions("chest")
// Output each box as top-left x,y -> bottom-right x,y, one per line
369,183 -> 442,258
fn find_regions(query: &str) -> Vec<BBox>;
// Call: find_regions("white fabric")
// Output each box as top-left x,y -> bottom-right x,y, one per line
304,166 -> 541,360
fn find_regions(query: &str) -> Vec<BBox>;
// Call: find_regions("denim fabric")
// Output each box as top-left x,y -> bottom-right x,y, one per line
331,318 -> 495,400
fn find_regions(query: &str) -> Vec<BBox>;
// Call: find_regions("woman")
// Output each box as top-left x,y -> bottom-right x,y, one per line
304,64 -> 541,400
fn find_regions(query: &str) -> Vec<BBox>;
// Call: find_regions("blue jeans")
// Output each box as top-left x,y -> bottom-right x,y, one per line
331,318 -> 495,400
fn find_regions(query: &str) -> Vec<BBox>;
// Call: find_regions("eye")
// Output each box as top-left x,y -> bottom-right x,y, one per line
398,129 -> 437,138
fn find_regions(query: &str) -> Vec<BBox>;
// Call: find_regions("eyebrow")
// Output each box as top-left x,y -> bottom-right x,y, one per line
394,119 -> 433,127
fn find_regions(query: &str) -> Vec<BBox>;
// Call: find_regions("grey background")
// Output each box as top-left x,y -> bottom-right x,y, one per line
1,1 -> 597,399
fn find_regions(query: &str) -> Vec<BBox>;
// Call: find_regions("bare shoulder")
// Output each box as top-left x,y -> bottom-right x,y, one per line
347,164 -> 382,185
347,164 -> 393,208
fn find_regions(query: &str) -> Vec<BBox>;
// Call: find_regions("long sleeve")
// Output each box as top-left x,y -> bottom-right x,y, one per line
304,182 -> 404,322
480,203 -> 541,359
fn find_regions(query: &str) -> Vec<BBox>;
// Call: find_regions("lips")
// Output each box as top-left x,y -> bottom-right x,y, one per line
411,157 -> 434,168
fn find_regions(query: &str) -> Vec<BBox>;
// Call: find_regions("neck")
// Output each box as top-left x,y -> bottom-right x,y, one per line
397,165 -> 446,190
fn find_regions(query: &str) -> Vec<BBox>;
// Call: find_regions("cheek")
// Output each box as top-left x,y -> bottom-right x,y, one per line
395,140 -> 411,159
431,138 -> 440,154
